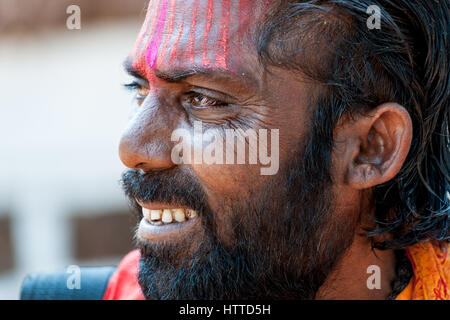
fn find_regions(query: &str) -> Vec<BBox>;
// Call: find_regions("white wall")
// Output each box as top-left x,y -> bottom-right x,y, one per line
0,19 -> 142,299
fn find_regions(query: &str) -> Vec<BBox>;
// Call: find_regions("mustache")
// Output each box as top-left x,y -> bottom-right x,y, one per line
120,168 -> 210,214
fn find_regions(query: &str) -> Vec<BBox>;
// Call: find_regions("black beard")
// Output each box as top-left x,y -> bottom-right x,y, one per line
120,129 -> 358,300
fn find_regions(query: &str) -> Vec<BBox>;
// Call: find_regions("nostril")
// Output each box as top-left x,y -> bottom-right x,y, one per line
135,160 -> 177,172
135,163 -> 147,170
119,132 -> 176,171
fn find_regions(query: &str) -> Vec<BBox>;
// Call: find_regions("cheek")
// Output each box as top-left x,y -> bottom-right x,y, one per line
191,163 -> 269,243
192,163 -> 262,196
186,123 -> 308,198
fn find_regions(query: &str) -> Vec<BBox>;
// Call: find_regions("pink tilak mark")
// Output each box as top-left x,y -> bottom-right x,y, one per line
133,0 -> 162,71
145,0 -> 169,69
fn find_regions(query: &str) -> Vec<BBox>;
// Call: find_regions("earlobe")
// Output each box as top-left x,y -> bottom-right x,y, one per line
345,103 -> 413,189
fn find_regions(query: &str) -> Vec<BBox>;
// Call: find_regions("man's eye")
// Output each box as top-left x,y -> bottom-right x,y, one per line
185,92 -> 228,108
124,81 -> 150,100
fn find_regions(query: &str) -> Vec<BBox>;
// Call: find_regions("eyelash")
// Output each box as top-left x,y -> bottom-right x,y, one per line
125,81 -> 228,108
124,81 -> 148,100
124,81 -> 139,90
185,92 -> 228,108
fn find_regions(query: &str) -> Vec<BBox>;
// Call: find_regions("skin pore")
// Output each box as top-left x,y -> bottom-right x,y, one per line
119,0 -> 413,299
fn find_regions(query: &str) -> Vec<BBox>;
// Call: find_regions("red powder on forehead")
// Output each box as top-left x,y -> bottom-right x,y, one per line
216,0 -> 230,69
132,6 -> 152,59
202,0 -> 214,67
131,0 -> 277,79
157,0 -> 177,68
169,4 -> 186,65
188,0 -> 200,65
133,0 -> 162,73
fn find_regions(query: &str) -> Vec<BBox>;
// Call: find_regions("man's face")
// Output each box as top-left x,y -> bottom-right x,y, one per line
119,0 -> 359,299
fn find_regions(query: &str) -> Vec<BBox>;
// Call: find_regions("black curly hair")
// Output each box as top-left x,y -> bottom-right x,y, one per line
258,0 -> 449,250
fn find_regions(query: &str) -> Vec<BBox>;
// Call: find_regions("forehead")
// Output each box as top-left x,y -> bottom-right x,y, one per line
130,0 -> 275,80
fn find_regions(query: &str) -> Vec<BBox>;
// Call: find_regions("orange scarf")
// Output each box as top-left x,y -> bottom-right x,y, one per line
396,241 -> 450,300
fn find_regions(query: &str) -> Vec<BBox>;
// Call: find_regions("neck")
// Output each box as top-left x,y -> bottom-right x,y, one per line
315,231 -> 396,300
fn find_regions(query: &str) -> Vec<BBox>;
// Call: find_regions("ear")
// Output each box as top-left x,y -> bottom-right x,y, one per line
335,103 -> 412,189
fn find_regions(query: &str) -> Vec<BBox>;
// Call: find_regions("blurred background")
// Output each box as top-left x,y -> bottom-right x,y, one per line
0,0 -> 148,299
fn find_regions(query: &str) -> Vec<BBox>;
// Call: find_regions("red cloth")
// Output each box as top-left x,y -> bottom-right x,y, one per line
103,250 -> 144,300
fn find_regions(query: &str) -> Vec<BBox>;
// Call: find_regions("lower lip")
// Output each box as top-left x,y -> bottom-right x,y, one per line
137,216 -> 199,242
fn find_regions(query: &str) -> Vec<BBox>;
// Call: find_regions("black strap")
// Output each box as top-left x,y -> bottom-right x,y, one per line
20,266 -> 117,300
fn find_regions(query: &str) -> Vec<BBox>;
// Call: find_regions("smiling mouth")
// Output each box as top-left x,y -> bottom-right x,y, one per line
142,207 -> 198,225
137,200 -> 200,241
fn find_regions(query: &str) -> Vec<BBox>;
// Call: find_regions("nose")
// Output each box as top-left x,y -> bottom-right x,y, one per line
119,105 -> 176,172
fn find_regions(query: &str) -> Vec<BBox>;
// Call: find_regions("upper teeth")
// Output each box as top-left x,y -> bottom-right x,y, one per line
162,209 -> 173,223
142,208 -> 198,225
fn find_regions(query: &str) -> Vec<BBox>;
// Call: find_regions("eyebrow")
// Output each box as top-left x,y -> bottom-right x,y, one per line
123,59 -> 257,89
123,60 -> 146,80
